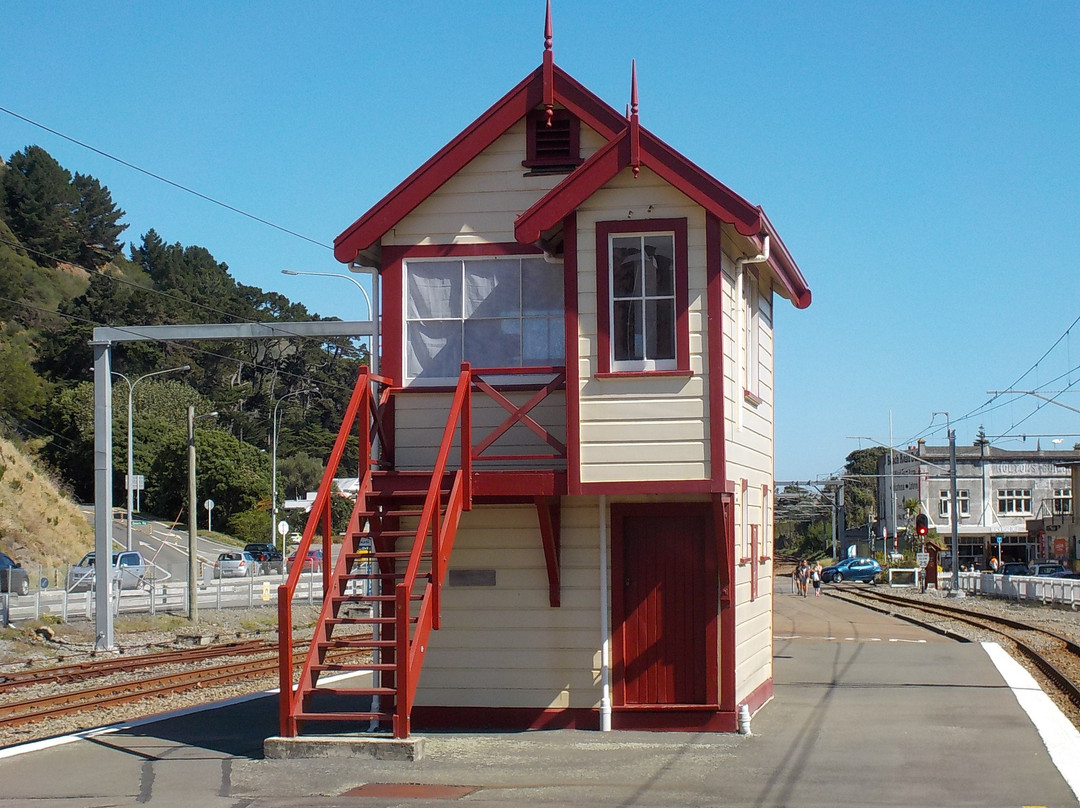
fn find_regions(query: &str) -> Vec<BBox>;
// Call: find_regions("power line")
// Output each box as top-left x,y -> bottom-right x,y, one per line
0,105 -> 332,251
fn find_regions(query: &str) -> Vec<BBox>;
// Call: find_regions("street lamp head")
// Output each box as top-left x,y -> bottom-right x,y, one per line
281,269 -> 299,276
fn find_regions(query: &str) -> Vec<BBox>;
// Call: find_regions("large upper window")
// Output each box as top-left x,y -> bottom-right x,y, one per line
404,255 -> 564,380
997,488 -> 1032,515
595,218 -> 689,375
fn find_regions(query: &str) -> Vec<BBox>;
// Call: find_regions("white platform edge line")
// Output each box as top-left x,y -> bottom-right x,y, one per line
981,640 -> 1080,802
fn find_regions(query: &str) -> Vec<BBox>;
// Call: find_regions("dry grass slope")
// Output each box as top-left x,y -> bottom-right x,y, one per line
0,435 -> 93,582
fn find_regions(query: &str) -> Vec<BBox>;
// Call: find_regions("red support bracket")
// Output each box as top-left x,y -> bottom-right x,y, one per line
535,496 -> 561,607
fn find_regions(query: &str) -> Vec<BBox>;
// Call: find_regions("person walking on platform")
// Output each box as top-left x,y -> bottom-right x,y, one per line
811,561 -> 823,596
795,559 -> 810,597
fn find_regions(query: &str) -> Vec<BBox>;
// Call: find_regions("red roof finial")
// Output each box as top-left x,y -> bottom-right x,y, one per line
544,0 -> 553,53
543,0 -> 555,126
630,59 -> 640,177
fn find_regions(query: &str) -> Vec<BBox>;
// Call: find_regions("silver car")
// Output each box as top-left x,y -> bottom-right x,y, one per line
213,551 -> 257,579
67,551 -> 147,592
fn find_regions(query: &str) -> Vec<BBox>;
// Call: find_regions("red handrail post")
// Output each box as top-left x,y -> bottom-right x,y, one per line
395,582 -> 410,738
462,363 -> 472,508
277,586 -> 295,737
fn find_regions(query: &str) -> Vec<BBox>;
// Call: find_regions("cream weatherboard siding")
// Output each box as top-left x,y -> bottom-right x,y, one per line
383,117 -> 608,247
575,169 -> 713,484
415,500 -> 603,710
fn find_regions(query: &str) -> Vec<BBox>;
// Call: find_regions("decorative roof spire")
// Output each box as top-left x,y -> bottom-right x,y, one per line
629,59 -> 641,177
544,0 -> 553,54
543,0 -> 555,126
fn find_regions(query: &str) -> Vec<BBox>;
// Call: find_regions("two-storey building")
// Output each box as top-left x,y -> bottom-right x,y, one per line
881,440 -> 1080,569
274,7 -> 810,740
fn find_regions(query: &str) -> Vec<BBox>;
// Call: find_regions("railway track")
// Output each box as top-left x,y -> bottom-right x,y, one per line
0,639 -> 277,694
0,634 -> 370,735
832,586 -> 1080,714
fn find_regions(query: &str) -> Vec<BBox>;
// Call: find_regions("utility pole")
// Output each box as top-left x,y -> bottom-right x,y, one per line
187,406 -> 198,623
948,426 -> 962,597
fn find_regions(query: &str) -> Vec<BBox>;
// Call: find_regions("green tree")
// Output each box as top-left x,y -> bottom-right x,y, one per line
146,424 -> 270,529
2,146 -> 79,264
0,343 -> 46,420
278,452 -> 324,500
71,172 -> 127,267
844,447 -> 885,529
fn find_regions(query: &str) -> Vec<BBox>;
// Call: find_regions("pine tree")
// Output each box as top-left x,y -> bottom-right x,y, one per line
1,145 -> 79,264
71,172 -> 127,267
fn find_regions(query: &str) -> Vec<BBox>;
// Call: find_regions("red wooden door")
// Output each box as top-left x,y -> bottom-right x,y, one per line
613,504 -> 715,706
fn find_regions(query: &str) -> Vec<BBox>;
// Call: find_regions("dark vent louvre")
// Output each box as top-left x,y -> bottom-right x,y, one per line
534,118 -> 572,161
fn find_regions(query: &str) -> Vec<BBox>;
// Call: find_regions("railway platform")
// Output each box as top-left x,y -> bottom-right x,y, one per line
1,577 -> 1078,806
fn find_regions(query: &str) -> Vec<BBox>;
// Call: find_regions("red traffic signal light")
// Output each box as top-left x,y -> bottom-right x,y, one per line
915,514 -> 928,536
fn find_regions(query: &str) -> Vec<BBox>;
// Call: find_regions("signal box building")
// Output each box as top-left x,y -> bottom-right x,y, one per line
276,8 -> 811,740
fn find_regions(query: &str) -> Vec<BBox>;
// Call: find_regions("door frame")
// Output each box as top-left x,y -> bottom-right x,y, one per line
610,501 -> 720,716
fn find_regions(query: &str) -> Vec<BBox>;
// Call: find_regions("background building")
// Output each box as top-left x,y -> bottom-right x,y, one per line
879,439 -> 1080,570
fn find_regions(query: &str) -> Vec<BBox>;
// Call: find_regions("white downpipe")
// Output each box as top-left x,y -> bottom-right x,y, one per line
599,496 -> 612,732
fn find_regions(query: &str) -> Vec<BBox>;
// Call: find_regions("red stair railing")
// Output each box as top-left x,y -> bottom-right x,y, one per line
277,365 -> 391,738
393,363 -> 472,738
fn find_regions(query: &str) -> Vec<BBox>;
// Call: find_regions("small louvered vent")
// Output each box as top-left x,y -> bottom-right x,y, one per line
523,109 -> 582,173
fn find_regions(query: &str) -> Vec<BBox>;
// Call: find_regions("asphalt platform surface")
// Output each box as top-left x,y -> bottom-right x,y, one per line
1,579 -> 1078,807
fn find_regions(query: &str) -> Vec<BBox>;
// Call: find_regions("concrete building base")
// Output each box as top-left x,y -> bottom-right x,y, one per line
264,735 -> 425,761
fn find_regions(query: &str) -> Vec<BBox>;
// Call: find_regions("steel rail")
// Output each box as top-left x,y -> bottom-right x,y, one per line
0,640 -> 276,693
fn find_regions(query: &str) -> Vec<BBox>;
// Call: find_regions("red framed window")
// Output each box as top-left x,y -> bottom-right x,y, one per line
595,218 -> 690,376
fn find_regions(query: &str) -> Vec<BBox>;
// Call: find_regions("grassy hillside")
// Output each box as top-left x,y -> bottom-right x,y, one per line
0,434 -> 93,586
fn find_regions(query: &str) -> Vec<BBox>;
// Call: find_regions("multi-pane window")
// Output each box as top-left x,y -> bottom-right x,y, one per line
404,256 -> 564,380
997,489 -> 1032,515
1053,488 -> 1072,515
938,489 -> 970,519
609,232 -> 676,370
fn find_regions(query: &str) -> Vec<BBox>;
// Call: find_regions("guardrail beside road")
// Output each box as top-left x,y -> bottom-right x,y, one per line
0,573 -> 326,624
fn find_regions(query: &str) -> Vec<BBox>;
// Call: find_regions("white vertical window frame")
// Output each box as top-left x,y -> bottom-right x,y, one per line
743,268 -> 760,401
740,478 -> 749,560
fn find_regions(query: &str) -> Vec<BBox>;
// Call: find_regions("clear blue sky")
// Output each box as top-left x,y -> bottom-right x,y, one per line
3,2 -> 1078,481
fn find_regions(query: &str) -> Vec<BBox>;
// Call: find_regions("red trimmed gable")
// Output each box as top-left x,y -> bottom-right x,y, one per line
333,64 -> 626,264
515,126 -> 811,310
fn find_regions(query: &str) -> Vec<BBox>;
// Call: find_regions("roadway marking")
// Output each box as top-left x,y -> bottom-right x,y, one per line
982,641 -> 1080,803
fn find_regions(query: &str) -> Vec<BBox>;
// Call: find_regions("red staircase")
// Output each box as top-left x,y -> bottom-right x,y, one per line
277,366 -> 471,739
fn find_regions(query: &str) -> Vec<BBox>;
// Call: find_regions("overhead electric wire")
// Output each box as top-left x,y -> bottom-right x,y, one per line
0,105 -> 332,251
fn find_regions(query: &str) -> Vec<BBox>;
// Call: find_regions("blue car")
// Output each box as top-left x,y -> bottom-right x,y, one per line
821,557 -> 881,584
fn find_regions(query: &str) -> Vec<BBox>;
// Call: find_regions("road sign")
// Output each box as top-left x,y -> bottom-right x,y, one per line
915,552 -> 930,568
277,520 -> 290,537
204,499 -> 215,511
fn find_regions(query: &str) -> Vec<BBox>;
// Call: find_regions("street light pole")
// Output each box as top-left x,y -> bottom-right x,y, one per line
280,269 -> 377,374
112,365 -> 190,550
187,407 -> 217,623
271,388 -> 317,551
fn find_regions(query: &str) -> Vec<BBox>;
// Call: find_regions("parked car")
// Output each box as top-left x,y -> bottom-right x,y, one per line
287,548 -> 323,574
821,557 -> 881,584
996,561 -> 1030,576
1030,562 -> 1067,577
213,551 -> 257,579
0,552 -> 30,596
1049,569 -> 1080,580
67,551 -> 147,592
243,543 -> 284,574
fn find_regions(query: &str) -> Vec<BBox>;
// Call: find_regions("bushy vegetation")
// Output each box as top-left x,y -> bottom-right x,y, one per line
0,145 -> 366,566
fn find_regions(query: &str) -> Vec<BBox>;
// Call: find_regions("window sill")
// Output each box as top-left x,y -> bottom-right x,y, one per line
597,370 -> 693,380
743,389 -> 763,406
